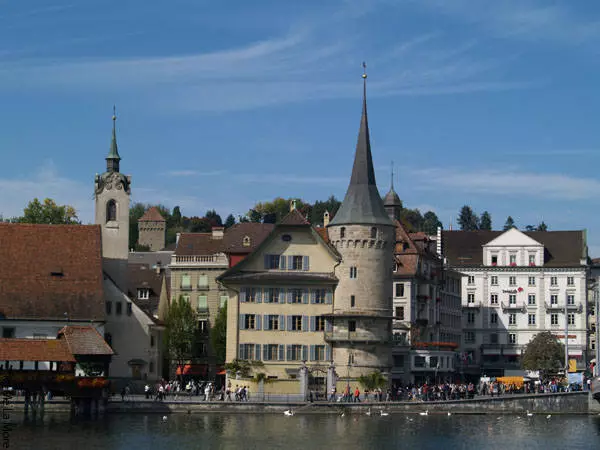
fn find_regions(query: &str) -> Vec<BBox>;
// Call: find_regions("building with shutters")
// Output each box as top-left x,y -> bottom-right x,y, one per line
218,207 -> 340,397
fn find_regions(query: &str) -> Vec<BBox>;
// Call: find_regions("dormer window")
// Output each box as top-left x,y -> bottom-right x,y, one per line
242,236 -> 251,247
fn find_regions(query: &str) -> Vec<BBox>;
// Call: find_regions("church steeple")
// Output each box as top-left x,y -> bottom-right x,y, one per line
106,106 -> 121,173
329,63 -> 393,227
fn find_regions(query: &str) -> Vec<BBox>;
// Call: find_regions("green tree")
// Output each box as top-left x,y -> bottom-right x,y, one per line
458,205 -> 479,231
503,216 -> 516,231
165,295 -> 197,381
399,208 -> 423,232
537,221 -> 548,231
210,302 -> 227,364
525,225 -> 535,232
357,370 -> 388,391
205,209 -> 223,227
224,214 -> 236,228
421,211 -> 442,235
521,331 -> 565,376
310,196 -> 342,225
171,206 -> 182,227
18,198 -> 79,224
248,209 -> 262,223
479,211 -> 492,230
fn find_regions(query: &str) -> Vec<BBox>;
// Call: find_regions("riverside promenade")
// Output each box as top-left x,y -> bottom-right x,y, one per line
10,391 -> 592,415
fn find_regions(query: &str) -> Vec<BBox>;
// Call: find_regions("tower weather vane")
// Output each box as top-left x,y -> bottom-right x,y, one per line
362,61 -> 367,78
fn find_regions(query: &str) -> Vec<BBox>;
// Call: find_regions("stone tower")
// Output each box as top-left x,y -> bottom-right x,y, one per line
95,109 -> 131,291
327,68 -> 395,380
138,207 -> 166,251
383,163 -> 402,220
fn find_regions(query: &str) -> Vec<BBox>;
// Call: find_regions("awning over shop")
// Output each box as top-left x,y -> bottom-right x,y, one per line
216,370 -> 226,375
176,364 -> 208,376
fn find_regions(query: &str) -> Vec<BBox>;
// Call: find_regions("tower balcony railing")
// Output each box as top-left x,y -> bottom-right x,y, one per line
324,331 -> 386,343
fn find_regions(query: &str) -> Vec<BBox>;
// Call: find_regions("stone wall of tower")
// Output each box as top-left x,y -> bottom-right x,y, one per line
95,175 -> 130,291
329,223 -> 395,375
138,220 -> 165,251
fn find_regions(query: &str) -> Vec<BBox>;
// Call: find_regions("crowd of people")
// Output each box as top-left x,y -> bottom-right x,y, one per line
135,379 -> 255,402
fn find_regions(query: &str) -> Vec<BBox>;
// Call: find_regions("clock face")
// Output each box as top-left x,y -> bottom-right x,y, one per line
282,234 -> 292,242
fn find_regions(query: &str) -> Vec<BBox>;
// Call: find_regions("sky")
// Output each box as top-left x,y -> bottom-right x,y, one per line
2,0 -> 600,254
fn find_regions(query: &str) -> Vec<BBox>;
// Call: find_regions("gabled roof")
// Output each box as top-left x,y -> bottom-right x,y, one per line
139,206 -> 165,222
175,233 -> 223,256
222,223 -> 274,254
0,224 -> 105,321
328,75 -> 393,227
483,228 -> 543,247
127,263 -> 167,318
442,230 -> 586,268
280,209 -> 310,226
0,338 -> 75,362
58,325 -> 114,356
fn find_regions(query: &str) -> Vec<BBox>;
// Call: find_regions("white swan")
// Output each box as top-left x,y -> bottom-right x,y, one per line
419,410 -> 429,416
365,408 -> 372,416
162,416 -> 168,422
447,412 -> 451,416
526,411 -> 533,417
284,410 -> 295,416
546,414 -> 551,419
380,410 -> 389,417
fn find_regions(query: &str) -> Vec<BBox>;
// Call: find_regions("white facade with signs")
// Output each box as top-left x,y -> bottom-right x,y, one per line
447,228 -> 588,377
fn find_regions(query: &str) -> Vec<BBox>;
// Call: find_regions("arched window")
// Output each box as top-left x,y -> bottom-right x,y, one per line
340,227 -> 346,239
370,227 -> 377,239
106,200 -> 117,222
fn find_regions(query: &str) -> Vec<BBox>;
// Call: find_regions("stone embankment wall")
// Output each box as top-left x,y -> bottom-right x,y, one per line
10,392 -> 591,415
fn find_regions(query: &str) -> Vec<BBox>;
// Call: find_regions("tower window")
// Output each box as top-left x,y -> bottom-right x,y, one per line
370,227 -> 377,239
349,267 -> 357,279
350,295 -> 355,307
340,227 -> 346,239
348,321 -> 356,332
106,199 -> 117,222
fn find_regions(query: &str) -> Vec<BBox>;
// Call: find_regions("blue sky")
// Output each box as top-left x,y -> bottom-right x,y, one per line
2,0 -> 600,253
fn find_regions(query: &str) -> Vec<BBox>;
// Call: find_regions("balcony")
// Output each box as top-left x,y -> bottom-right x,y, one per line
463,302 -> 482,309
545,302 -> 583,313
197,285 -> 210,291
324,331 -> 386,344
172,254 -> 229,267
501,302 -> 526,313
180,285 -> 193,292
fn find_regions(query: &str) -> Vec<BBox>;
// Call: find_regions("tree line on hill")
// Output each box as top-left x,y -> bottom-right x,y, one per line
456,205 -> 548,232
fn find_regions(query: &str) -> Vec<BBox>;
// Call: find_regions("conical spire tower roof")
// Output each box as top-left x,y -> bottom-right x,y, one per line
106,107 -> 121,172
329,65 -> 393,227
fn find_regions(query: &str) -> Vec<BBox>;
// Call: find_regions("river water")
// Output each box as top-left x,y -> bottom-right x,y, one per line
9,412 -> 600,449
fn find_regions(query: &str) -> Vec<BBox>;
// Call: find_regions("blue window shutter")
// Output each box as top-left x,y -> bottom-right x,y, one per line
326,345 -> 332,361
286,345 -> 292,361
240,288 -> 247,303
302,315 -> 308,331
239,314 -> 245,330
326,319 -> 333,332
264,254 -> 270,269
287,315 -> 293,331
302,345 -> 308,361
239,344 -> 244,359
303,256 -> 309,271
263,344 -> 268,361
287,255 -> 294,270
279,315 -> 286,331
280,255 -> 286,269
255,344 -> 261,360
310,289 -> 316,304
264,314 -> 269,330
310,316 -> 316,332
256,289 -> 262,303
310,345 -> 316,361
256,314 -> 262,330
326,290 -> 333,304
278,344 -> 285,361
287,289 -> 293,304
302,290 -> 309,304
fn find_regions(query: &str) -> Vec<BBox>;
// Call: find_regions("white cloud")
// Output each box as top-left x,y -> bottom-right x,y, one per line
0,161 -> 93,222
409,165 -> 600,200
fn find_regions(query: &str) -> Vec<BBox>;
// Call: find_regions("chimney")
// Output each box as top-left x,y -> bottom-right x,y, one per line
176,233 -> 181,246
323,210 -> 330,227
155,261 -> 162,274
436,226 -> 442,257
212,226 -> 224,239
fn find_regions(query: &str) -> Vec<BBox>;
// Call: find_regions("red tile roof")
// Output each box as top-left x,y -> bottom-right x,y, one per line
0,338 -> 75,362
139,207 -> 166,222
280,209 -> 310,226
0,224 -> 105,321
58,326 -> 114,356
175,223 -> 275,256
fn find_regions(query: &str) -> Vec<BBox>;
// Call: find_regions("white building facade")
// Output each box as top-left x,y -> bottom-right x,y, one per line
443,228 -> 588,378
